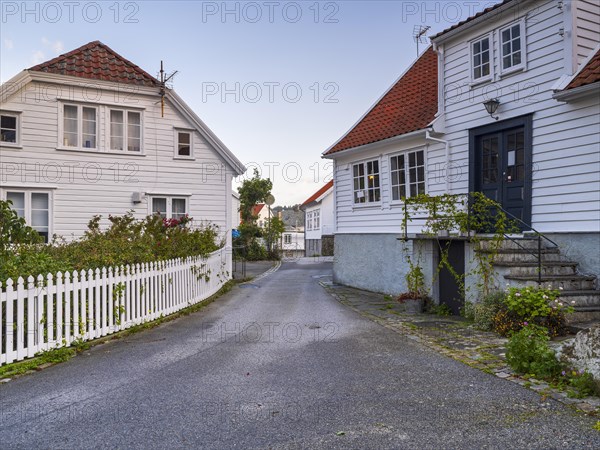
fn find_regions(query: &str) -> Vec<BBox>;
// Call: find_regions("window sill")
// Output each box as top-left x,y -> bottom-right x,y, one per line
56,147 -> 146,156
173,156 -> 195,161
352,202 -> 382,211
0,143 -> 22,149
469,77 -> 493,89
499,66 -> 525,79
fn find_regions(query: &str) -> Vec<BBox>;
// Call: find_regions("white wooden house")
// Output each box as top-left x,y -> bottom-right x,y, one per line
324,0 -> 600,320
280,226 -> 305,258
301,180 -> 334,256
0,41 -> 245,266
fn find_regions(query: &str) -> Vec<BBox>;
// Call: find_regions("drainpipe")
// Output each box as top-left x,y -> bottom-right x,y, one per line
425,130 -> 451,192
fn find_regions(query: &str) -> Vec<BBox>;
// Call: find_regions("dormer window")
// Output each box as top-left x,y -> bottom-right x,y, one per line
471,36 -> 491,81
500,21 -> 525,73
62,104 -> 97,149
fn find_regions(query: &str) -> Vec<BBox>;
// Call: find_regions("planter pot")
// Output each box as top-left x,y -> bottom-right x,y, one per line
401,298 -> 424,314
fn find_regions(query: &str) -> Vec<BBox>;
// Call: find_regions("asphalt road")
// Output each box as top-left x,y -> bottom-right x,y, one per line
1,259 -> 599,449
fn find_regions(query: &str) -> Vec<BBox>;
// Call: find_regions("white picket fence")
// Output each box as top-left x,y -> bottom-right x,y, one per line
0,248 -> 229,366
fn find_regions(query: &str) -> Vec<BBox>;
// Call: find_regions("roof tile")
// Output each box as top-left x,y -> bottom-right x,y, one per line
29,40 -> 159,87
324,48 -> 437,155
566,49 -> 600,90
301,180 -> 334,207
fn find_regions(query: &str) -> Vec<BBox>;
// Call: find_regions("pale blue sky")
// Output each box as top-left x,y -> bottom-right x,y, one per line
1,0 -> 501,205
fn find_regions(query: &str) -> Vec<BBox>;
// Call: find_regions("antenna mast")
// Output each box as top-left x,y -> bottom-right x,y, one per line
158,60 -> 178,118
413,25 -> 431,57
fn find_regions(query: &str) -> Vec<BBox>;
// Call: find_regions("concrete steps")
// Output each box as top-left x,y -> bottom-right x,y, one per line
481,236 -> 600,324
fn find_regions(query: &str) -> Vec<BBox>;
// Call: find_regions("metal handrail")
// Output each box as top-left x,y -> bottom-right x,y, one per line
402,193 -> 560,285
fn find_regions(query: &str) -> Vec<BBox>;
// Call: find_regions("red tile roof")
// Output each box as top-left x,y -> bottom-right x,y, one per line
324,48 -> 438,155
430,0 -> 515,40
29,41 -> 159,87
566,49 -> 600,90
251,204 -> 265,216
301,180 -> 333,207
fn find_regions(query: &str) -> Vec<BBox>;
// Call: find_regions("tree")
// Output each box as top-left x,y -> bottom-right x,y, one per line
263,217 -> 285,252
238,169 -> 273,223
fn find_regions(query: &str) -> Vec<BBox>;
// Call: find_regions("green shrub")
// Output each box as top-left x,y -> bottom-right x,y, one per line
506,324 -> 562,379
505,286 -> 573,321
473,291 -> 506,330
245,240 -> 267,261
0,212 -> 220,282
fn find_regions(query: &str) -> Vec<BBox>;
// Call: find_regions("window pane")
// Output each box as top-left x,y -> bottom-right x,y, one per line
417,151 -> 424,166
482,39 -> 489,51
172,198 -> 186,219
152,198 -> 167,217
473,42 -> 480,53
82,108 -> 96,148
513,52 -> 521,65
31,193 -> 49,210
32,210 -> 49,227
0,115 -> 17,143
128,111 -> 141,126
110,111 -> 124,150
6,192 -> 25,217
512,24 -> 520,38
502,29 -> 510,42
64,105 -> 78,147
178,132 -> 190,156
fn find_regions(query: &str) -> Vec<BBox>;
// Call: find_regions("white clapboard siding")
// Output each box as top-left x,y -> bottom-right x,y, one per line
0,79 -> 232,241
574,0 -> 600,65
0,248 -> 229,366
333,138 -> 445,235
438,0 -> 600,234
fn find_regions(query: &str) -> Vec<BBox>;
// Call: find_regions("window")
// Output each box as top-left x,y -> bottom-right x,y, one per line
110,109 -> 142,152
62,104 -> 97,149
150,197 -> 188,220
501,22 -> 523,72
1,114 -> 18,145
353,160 -> 380,204
471,36 -> 491,81
4,191 -> 51,242
313,209 -> 320,230
390,150 -> 425,201
284,234 -> 292,244
306,211 -> 313,231
176,131 -> 192,157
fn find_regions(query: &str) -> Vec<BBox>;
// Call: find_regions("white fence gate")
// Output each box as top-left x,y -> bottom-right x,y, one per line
0,248 -> 229,366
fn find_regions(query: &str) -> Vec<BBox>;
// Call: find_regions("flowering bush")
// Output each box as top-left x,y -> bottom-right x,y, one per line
0,212 -> 220,282
505,285 -> 568,320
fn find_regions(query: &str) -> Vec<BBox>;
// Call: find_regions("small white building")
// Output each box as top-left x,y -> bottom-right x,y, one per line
301,180 -> 334,256
232,192 -> 241,228
280,226 -> 305,258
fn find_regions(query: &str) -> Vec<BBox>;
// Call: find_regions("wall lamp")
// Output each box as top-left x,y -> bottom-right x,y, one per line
483,98 -> 500,120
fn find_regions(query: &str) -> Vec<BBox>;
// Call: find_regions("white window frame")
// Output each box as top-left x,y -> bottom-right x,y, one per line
469,33 -> 493,84
1,189 -> 52,242
284,234 -> 292,244
149,196 -> 188,220
313,209 -> 320,230
0,111 -> 21,148
353,159 -> 381,205
306,211 -> 313,231
389,149 -> 426,203
499,19 -> 526,75
174,129 -> 194,159
109,108 -> 143,153
59,103 -> 98,150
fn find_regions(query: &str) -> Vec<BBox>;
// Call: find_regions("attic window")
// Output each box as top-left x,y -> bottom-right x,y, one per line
175,131 -> 193,158
1,114 -> 18,145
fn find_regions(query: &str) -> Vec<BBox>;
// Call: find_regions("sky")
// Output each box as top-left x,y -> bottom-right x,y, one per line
0,0 -> 502,206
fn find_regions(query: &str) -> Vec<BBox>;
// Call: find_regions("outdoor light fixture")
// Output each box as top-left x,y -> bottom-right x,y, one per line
483,98 -> 500,120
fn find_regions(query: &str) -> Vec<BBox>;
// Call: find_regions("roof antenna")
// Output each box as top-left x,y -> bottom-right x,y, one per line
413,25 -> 431,57
158,61 -> 178,118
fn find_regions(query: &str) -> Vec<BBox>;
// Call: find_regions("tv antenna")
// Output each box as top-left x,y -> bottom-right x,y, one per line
413,25 -> 431,57
158,61 -> 178,118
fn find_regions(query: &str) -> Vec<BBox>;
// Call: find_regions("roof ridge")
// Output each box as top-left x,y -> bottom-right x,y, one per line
29,40 -> 159,86
301,180 -> 334,206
